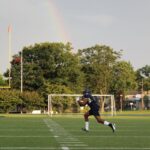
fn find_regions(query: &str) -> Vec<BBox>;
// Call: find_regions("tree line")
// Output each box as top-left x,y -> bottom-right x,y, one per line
0,42 -> 150,113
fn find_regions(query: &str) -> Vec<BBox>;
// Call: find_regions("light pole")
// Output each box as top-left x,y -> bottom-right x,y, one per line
141,78 -> 144,110
140,72 -> 150,110
21,51 -> 23,93
20,50 -> 23,114
140,72 -> 145,110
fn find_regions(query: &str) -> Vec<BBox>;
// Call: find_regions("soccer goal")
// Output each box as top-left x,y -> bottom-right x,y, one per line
47,94 -> 116,116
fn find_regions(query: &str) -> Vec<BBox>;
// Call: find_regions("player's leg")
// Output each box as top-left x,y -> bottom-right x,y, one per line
94,115 -> 116,132
83,111 -> 90,131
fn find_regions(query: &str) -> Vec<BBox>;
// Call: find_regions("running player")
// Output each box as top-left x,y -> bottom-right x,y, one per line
77,89 -> 116,132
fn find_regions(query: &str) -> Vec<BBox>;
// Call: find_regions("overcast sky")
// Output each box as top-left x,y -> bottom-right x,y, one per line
0,0 -> 150,73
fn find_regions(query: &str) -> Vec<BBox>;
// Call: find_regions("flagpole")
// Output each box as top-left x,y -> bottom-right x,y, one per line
8,25 -> 12,88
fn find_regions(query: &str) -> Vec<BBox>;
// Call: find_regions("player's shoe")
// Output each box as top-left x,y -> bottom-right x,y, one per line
109,123 -> 116,132
81,128 -> 89,132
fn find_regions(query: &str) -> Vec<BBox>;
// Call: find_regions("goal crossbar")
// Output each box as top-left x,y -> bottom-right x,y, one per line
49,94 -> 113,97
48,94 -> 116,116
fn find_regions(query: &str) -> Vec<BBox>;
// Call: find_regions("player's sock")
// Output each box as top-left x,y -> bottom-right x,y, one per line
104,121 -> 110,126
85,121 -> 89,131
104,121 -> 116,132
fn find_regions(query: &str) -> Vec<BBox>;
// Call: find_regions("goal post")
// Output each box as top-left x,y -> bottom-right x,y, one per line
0,25 -> 12,89
48,94 -> 116,116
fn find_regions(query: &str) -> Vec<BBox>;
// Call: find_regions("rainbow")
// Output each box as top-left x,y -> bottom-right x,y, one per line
47,0 -> 72,44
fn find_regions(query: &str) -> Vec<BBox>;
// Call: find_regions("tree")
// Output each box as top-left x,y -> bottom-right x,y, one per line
10,42 -> 84,93
110,61 -> 137,110
111,61 -> 137,94
78,44 -> 121,94
78,44 -> 122,112
8,54 -> 22,89
0,90 -> 22,113
136,65 -> 150,92
0,89 -> 45,113
20,91 -> 45,113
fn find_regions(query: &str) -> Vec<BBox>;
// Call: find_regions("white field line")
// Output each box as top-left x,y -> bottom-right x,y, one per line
68,148 -> 150,150
0,129 -> 149,132
0,147 -> 150,150
67,129 -> 150,132
74,135 -> 150,138
62,148 -> 150,150
0,135 -> 150,138
43,119 -> 88,149
0,147 -> 58,150
62,125 -> 150,128
0,129 -> 49,131
59,142 -> 83,143
0,136 -> 55,138
61,147 -> 69,150
61,144 -> 87,147
0,124 -> 150,131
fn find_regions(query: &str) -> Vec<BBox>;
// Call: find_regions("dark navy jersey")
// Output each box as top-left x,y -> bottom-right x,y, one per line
84,95 -> 100,110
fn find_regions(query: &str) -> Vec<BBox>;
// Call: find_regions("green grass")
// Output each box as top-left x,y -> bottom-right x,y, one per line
0,114 -> 150,149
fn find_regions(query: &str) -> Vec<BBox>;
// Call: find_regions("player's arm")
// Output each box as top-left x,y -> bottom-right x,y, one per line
76,97 -> 88,106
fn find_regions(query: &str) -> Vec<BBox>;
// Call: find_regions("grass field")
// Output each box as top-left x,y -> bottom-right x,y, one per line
0,113 -> 150,150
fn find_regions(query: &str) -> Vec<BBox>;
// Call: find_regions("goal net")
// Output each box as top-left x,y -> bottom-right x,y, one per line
48,94 -> 116,116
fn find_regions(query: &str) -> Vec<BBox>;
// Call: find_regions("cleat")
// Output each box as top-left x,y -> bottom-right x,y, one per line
82,128 -> 89,132
109,123 -> 116,132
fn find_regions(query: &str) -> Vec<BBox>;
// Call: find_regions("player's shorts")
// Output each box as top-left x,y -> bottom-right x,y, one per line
89,108 -> 100,116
